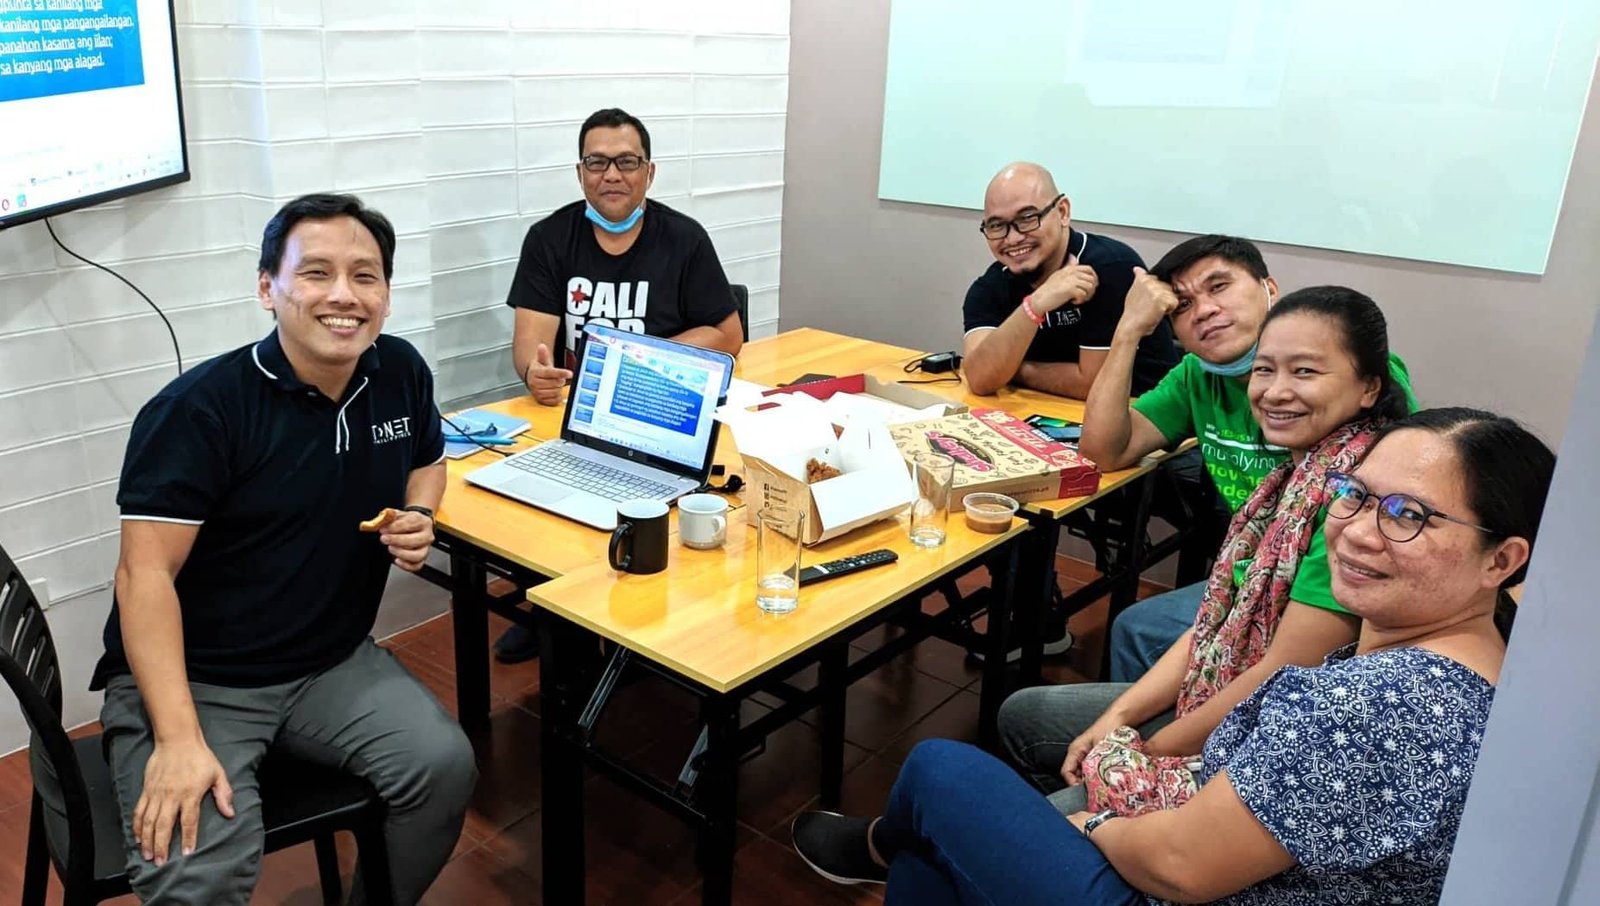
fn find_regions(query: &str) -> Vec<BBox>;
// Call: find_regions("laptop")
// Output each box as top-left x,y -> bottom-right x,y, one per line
465,323 -> 735,530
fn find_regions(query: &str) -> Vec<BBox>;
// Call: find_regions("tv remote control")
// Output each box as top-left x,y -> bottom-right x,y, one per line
798,549 -> 899,585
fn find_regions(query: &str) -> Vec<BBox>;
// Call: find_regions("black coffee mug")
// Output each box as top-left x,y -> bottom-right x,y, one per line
608,499 -> 670,575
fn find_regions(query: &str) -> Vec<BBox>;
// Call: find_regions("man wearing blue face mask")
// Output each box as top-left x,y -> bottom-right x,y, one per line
497,108 -> 742,663
506,108 -> 743,409
1077,235 -> 1417,681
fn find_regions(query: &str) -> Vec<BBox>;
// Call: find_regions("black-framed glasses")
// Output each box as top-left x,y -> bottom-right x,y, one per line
580,154 -> 647,173
1325,470 -> 1496,543
979,194 -> 1065,240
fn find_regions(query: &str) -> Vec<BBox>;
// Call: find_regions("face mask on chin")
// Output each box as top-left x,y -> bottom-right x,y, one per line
585,201 -> 644,234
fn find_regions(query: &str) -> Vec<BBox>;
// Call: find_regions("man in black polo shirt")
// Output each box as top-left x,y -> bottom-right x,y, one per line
962,162 -> 1179,397
507,106 -> 743,407
89,194 -> 475,905
494,106 -> 743,663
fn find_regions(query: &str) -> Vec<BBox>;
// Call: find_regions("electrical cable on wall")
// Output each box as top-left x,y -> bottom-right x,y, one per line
44,217 -> 184,376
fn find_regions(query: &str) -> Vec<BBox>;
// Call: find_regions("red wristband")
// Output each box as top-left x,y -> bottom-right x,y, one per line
1022,295 -> 1046,326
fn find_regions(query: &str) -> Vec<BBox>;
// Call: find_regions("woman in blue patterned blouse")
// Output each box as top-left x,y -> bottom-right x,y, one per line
792,407 -> 1554,906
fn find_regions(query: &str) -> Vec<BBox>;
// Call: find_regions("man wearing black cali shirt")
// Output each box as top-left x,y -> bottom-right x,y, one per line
962,162 -> 1178,397
496,108 -> 742,662
505,107 -> 743,408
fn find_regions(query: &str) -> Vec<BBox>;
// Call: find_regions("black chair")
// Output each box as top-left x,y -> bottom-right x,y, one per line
0,547 -> 395,906
730,283 -> 750,341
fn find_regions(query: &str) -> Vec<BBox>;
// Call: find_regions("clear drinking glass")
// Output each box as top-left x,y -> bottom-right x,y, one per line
909,452 -> 955,548
756,506 -> 805,614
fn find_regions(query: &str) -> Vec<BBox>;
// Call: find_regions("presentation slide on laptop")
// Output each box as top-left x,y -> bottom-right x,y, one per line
569,332 -> 729,470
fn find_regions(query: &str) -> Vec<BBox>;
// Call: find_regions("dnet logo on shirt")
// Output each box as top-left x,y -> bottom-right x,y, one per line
565,277 -> 647,348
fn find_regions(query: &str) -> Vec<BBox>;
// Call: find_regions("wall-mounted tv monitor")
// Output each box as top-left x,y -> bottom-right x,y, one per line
0,0 -> 188,231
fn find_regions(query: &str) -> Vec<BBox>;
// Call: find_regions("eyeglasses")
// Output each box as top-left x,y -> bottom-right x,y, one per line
580,154 -> 647,174
1325,471 -> 1496,543
978,194 -> 1065,240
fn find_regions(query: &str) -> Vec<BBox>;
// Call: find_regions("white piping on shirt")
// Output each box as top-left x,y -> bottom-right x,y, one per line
120,514 -> 205,526
334,376 -> 370,454
251,344 -> 278,380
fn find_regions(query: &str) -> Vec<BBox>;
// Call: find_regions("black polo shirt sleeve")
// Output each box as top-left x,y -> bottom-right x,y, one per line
413,358 -> 446,467
505,219 -> 563,317
962,267 -> 1010,335
1080,253 -> 1141,350
680,228 -> 738,328
117,393 -> 230,524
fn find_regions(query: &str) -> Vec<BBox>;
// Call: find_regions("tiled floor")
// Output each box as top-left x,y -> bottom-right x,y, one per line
0,556 -> 1163,905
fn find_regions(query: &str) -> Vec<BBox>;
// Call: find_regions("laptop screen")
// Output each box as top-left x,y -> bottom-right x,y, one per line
565,324 -> 735,472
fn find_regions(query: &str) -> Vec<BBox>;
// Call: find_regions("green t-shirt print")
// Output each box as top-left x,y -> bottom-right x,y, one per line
1131,352 -> 1417,513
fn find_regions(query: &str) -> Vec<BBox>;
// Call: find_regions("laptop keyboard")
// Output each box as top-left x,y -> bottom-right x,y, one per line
507,445 -> 679,501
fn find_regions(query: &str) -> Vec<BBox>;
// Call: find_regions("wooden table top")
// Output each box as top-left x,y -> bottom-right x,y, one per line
527,501 -> 1027,692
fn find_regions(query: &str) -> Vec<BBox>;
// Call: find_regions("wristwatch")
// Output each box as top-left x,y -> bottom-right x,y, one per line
402,504 -> 435,521
1083,809 -> 1119,835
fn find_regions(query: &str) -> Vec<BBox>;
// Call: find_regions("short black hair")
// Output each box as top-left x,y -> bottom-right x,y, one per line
578,108 -> 652,160
1371,407 -> 1556,640
258,193 -> 396,282
1151,234 -> 1269,284
1262,285 -> 1409,422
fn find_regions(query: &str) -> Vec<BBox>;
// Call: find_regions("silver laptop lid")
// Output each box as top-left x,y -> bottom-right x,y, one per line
559,323 -> 735,480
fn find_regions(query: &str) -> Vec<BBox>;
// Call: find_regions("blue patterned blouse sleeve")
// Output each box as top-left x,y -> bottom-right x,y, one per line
1222,649 -> 1495,874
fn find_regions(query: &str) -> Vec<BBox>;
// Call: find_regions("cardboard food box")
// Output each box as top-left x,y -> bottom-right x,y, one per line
723,376 -> 964,545
888,408 -> 1102,504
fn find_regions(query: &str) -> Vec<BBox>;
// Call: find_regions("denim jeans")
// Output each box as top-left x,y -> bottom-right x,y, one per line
1107,580 -> 1205,682
877,739 -> 1145,906
998,684 -> 1176,815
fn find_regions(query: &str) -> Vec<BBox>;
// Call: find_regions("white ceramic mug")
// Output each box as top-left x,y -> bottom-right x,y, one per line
678,493 -> 729,549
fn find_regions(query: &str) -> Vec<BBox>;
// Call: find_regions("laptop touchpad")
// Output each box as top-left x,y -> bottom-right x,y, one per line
507,474 -> 576,506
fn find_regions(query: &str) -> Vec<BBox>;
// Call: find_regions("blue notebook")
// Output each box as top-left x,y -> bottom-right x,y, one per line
441,408 -> 532,459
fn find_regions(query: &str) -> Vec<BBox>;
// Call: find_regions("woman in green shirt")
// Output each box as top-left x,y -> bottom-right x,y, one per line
1000,285 -> 1410,816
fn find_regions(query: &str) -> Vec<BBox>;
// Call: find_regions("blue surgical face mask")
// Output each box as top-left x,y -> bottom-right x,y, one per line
585,201 -> 644,234
1196,280 -> 1272,378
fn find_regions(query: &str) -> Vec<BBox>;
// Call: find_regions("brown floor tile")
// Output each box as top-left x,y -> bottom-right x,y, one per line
488,782 -> 699,906
420,842 -> 541,906
670,833 -> 881,905
873,689 -> 981,766
462,704 -> 546,842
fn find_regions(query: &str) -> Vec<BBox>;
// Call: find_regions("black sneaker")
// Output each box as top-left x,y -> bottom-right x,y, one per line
967,625 -> 1074,664
791,811 -> 888,885
492,622 -> 539,664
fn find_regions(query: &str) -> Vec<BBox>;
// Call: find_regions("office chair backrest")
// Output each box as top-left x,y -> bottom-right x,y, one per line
730,284 -> 750,341
0,546 -> 99,889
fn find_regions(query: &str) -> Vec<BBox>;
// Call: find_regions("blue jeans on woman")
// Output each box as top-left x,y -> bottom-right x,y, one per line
877,739 -> 1145,906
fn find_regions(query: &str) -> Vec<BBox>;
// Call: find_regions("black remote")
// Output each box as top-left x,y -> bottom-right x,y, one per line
798,549 -> 899,585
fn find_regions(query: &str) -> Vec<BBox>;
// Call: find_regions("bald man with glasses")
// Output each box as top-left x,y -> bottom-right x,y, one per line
961,162 -> 1179,398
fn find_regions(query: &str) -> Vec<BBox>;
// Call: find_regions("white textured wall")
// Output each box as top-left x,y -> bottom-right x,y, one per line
0,0 -> 789,751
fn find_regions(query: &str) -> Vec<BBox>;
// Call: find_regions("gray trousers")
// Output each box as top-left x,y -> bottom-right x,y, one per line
99,639 -> 478,906
997,683 -> 1175,816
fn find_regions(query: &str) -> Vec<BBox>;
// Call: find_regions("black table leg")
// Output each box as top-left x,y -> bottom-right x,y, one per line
696,694 -> 741,906
539,613 -> 588,905
449,552 -> 491,733
1099,472 -> 1157,681
1015,512 -> 1062,690
818,640 -> 848,810
976,534 -> 1022,747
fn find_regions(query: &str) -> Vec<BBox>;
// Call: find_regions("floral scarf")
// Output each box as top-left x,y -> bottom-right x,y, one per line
1084,418 -> 1381,816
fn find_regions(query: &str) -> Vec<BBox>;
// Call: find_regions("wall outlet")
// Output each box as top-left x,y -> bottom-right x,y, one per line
32,578 -> 50,609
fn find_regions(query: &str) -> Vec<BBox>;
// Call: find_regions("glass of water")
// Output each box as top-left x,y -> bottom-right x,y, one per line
755,505 -> 805,614
909,452 -> 955,548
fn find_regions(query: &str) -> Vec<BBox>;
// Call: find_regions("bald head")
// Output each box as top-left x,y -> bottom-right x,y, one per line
985,162 -> 1058,209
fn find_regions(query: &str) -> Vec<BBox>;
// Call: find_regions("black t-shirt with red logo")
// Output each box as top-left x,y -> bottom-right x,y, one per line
505,199 -> 738,366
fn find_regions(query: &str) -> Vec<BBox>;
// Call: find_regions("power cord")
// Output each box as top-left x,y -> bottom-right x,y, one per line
45,217 -> 182,375
440,412 -> 515,458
